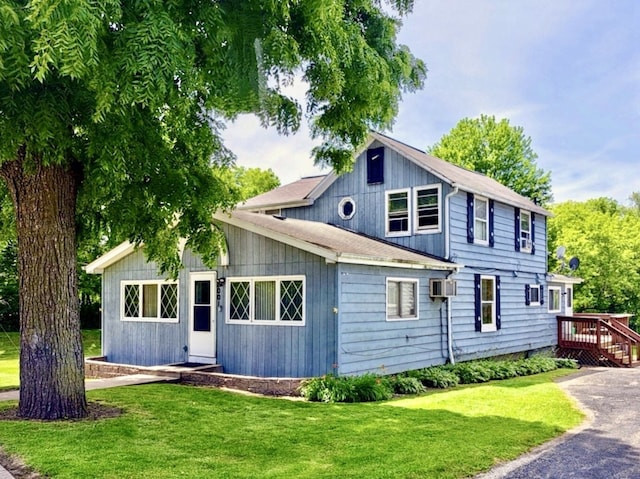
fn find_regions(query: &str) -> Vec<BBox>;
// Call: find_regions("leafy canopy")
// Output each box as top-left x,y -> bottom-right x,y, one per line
0,0 -> 425,275
548,197 -> 640,330
428,115 -> 552,205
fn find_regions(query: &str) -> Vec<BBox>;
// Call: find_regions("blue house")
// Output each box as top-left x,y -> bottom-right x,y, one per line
86,132 -> 577,378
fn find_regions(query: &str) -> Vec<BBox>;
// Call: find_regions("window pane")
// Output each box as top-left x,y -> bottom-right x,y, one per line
521,212 -> 530,233
388,192 -> 409,232
230,281 -> 250,320
280,280 -> 303,321
475,198 -> 487,219
567,288 -> 573,307
530,286 -> 539,304
124,284 -> 139,318
400,282 -> 416,317
142,284 -> 158,318
255,281 -> 276,321
194,280 -> 210,305
481,278 -> 494,301
160,283 -> 178,319
387,281 -> 399,317
482,304 -> 494,324
193,305 -> 211,331
417,188 -> 439,229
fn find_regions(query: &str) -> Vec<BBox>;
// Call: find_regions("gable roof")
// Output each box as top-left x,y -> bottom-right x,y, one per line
370,132 -> 550,216
239,132 -> 550,216
215,211 -> 460,271
238,174 -> 333,211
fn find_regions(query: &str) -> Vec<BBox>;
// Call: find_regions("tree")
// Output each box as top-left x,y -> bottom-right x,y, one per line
218,166 -> 281,202
0,1 -> 425,419
548,198 -> 640,331
428,115 -> 552,205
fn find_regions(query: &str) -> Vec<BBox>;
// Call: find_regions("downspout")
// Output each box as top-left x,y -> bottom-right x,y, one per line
444,186 -> 459,364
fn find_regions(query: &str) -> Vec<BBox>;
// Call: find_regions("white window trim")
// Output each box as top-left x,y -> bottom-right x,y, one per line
120,280 -> 179,323
385,188 -> 411,237
225,275 -> 306,326
480,275 -> 496,332
474,196 -> 489,246
413,184 -> 442,234
338,197 -> 356,220
548,286 -> 562,313
529,284 -> 541,306
386,277 -> 419,321
520,210 -> 532,253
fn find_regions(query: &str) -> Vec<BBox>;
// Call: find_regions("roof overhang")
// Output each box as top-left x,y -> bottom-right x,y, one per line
84,241 -> 136,274
546,273 -> 584,284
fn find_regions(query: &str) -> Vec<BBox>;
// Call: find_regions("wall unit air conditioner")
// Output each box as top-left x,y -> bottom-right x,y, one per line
429,279 -> 457,298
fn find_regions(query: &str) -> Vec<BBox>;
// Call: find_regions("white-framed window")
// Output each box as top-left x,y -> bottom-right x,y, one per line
338,197 -> 356,220
520,210 -> 532,252
386,189 -> 411,236
414,184 -> 441,234
480,275 -> 496,332
386,278 -> 419,320
474,196 -> 489,245
548,286 -> 562,313
226,276 -> 305,325
529,284 -> 541,306
566,287 -> 573,308
121,280 -> 179,322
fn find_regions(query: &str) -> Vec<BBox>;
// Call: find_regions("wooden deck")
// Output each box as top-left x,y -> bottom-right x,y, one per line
557,314 -> 640,367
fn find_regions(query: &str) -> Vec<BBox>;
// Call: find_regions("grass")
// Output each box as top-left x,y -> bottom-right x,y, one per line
0,329 -> 101,390
0,369 -> 583,479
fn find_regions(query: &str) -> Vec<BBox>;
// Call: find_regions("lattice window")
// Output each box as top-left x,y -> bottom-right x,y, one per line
121,281 -> 178,322
229,281 -> 250,320
124,284 -> 139,318
160,283 -> 178,319
280,280 -> 303,321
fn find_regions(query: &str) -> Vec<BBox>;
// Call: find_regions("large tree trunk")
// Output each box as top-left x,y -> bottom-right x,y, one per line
0,150 -> 87,419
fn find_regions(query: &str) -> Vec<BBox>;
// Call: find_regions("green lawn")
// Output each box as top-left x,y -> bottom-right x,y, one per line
0,330 -> 101,389
0,369 -> 583,479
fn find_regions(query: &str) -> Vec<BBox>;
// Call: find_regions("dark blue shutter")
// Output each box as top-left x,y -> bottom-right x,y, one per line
531,213 -> 536,255
467,193 -> 474,243
366,147 -> 384,184
524,284 -> 531,306
474,274 -> 481,332
489,199 -> 495,247
514,207 -> 521,251
496,276 -> 501,330
539,285 -> 544,305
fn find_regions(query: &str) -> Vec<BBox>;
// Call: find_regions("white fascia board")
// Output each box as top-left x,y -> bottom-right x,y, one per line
235,199 -> 314,211
336,254 -> 461,271
84,241 -> 135,274
213,212 -> 339,263
546,274 -> 584,285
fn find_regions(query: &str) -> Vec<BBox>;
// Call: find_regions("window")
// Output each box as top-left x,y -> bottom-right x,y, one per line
338,197 -> 356,220
386,189 -> 410,236
414,185 -> 441,233
525,284 -> 541,306
387,278 -> 418,320
227,276 -> 305,325
566,287 -> 573,308
520,211 -> 532,252
121,281 -> 178,322
474,196 -> 489,245
475,275 -> 500,332
367,147 -> 384,184
548,287 -> 561,313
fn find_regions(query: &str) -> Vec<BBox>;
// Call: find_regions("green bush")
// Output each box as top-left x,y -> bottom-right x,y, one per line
388,376 -> 426,395
515,356 -> 557,376
481,360 -> 520,380
415,366 -> 460,389
299,374 -> 392,403
554,358 -> 579,369
449,361 -> 493,384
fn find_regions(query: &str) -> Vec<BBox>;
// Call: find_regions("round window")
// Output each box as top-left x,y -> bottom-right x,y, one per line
338,197 -> 356,220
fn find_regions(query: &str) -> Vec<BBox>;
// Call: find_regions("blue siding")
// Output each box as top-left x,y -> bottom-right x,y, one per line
284,141 -> 449,258
337,263 -> 450,375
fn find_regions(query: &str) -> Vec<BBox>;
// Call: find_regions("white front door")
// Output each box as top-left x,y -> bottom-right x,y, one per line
188,272 -> 216,363
565,286 -> 574,316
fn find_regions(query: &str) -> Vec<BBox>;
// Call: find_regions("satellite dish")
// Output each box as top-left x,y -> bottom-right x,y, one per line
569,257 -> 580,271
556,246 -> 566,260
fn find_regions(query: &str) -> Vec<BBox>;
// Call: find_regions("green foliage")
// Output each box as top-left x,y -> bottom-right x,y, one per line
0,241 -> 18,331
448,361 -> 494,384
548,197 -> 640,330
388,375 -> 426,395
216,166 -> 281,202
299,373 -> 393,403
407,366 -> 460,389
554,358 -> 579,369
428,115 -> 552,205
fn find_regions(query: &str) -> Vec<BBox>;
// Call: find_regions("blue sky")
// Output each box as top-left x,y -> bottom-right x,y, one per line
223,0 -> 640,204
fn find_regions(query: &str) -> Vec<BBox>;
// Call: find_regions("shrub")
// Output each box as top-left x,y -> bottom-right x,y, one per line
482,360 -> 520,380
554,358 -> 579,369
515,356 -> 557,376
417,367 -> 460,389
388,376 -> 426,395
450,361 -> 493,384
299,373 -> 392,403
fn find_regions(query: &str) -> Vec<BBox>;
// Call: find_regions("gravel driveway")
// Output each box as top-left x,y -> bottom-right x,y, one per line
476,367 -> 640,479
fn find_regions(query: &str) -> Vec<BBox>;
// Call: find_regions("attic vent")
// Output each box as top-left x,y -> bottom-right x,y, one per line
367,147 -> 384,184
429,279 -> 457,298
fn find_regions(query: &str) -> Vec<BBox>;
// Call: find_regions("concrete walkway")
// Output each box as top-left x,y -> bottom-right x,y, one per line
0,374 -> 178,479
476,367 -> 640,479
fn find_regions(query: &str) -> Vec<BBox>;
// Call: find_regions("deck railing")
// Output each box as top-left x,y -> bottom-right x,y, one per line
557,315 -> 639,367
